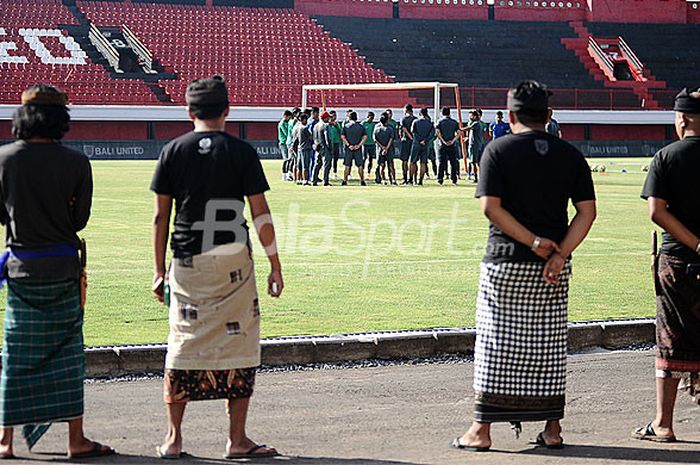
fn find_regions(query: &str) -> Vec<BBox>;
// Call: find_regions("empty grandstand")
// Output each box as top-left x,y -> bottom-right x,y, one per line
0,0 -> 698,156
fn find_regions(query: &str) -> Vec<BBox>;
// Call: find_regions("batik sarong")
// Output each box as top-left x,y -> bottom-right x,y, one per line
473,261 -> 572,424
655,253 -> 700,404
0,278 -> 84,449
164,246 -> 261,403
164,368 -> 256,403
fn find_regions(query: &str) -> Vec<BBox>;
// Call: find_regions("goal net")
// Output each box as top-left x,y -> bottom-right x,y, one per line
301,82 -> 468,170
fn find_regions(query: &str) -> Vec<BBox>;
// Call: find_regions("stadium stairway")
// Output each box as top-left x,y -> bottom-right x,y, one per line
585,21 -> 700,108
562,21 -> 666,110
63,1 -> 178,103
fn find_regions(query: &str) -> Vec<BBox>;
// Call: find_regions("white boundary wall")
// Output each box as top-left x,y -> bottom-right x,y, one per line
0,105 -> 674,125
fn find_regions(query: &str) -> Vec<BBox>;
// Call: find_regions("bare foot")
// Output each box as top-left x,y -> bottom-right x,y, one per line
157,436 -> 182,459
0,447 -> 13,460
0,430 -> 13,459
538,431 -> 564,447
651,421 -> 675,439
226,438 -> 278,457
68,437 -> 114,457
456,423 -> 492,450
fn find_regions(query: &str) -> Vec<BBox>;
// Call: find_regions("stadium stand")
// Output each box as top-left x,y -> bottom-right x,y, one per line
314,17 -> 601,89
77,1 -> 393,106
310,16 -> 648,108
0,0 -> 161,104
0,0 -> 697,109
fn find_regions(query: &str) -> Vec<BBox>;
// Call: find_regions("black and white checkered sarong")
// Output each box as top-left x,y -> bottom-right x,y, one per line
473,260 -> 572,423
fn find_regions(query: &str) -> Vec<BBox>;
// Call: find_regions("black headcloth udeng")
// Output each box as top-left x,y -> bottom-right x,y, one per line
673,87 -> 700,114
185,76 -> 229,106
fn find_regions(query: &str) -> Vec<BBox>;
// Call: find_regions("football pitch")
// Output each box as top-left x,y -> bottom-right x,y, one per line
1,158 -> 658,346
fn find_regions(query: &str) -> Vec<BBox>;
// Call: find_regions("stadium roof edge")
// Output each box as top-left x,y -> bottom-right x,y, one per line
0,105 -> 674,125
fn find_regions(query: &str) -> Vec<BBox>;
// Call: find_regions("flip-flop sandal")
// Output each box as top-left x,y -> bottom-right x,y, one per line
532,432 -> 565,449
632,422 -> 677,443
156,447 -> 190,460
67,441 -> 116,460
223,444 -> 279,460
449,437 -> 490,452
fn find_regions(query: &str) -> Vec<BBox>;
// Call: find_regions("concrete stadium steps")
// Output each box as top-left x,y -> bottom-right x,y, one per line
562,21 -> 664,110
585,21 -> 700,92
313,17 -> 603,90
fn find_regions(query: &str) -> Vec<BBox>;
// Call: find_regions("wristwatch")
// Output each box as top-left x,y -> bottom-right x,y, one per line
695,241 -> 700,255
531,236 -> 542,252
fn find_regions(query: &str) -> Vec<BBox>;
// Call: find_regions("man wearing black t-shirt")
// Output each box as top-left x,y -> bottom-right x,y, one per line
151,77 -> 282,460
635,87 -> 700,443
400,104 -> 417,185
410,108 -> 435,186
454,81 -> 596,452
435,107 -> 460,185
341,111 -> 367,186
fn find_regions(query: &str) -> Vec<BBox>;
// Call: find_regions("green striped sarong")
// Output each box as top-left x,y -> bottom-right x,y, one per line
0,278 -> 85,449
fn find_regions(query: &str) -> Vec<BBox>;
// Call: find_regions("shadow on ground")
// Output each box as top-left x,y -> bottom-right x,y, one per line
21,453 -> 422,465
517,443 -> 700,463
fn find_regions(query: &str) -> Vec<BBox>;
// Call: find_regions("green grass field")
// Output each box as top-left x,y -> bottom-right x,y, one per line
0,158 -> 658,346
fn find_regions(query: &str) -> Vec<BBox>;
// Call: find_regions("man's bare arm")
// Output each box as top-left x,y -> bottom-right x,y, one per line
152,194 -> 172,302
248,193 -> 284,297
649,197 -> 700,252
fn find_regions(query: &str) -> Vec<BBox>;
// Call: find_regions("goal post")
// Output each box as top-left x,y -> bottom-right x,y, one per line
301,82 -> 468,172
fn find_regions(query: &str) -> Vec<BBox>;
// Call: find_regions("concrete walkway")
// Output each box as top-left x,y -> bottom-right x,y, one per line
11,350 -> 700,464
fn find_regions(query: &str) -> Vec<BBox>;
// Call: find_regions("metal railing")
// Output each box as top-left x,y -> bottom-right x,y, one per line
88,24 -> 122,73
587,36 -> 616,80
617,35 -> 646,81
301,86 -> 665,111
458,87 -> 652,111
122,25 -> 157,74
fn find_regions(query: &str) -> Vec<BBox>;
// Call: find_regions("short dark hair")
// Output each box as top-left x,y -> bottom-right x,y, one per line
507,80 -> 551,125
292,107 -> 301,117
496,111 -> 504,117
404,104 -> 413,112
329,110 -> 337,115
420,108 -> 429,118
380,112 -> 389,124
367,111 -> 375,118
12,104 -> 71,140
188,102 -> 228,120
303,108 -> 312,117
299,113 -> 309,122
283,110 -> 293,117
442,107 -> 451,116
349,111 -> 358,121
311,106 -> 320,114
386,108 -> 393,115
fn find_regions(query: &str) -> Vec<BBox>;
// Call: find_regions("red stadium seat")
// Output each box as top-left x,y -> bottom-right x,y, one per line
0,0 -> 395,106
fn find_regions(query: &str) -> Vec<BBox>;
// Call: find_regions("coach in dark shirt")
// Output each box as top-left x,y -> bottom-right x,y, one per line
435,107 -> 461,185
636,87 -> 700,443
400,104 -> 417,184
409,108 -> 435,186
340,111 -> 367,186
